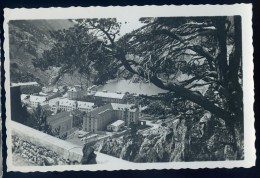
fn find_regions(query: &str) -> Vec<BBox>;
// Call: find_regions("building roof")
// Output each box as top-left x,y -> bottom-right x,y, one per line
47,111 -> 72,125
59,98 -> 77,107
87,85 -> 97,91
42,104 -> 51,111
89,103 -> 137,118
68,85 -> 82,92
109,120 -> 125,127
48,97 -> 61,106
98,108 -> 112,115
94,91 -> 125,99
77,101 -> 95,109
71,109 -> 84,116
111,103 -> 137,112
68,87 -> 77,92
29,95 -> 47,103
90,104 -> 113,117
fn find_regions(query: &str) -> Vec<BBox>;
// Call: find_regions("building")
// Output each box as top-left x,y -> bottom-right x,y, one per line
42,85 -> 54,93
77,101 -> 95,112
87,85 -> 98,95
47,97 -> 95,113
29,95 -> 47,108
83,104 -> 114,132
107,120 -> 125,132
94,91 -> 125,103
68,85 -> 83,100
111,103 -> 139,126
83,103 -> 139,132
47,111 -> 73,137
58,98 -> 77,112
48,97 -> 61,113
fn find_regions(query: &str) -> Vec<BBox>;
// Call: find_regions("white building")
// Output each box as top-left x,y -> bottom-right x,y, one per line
29,95 -> 47,108
58,98 -> 77,112
107,120 -> 125,132
77,101 -> 95,112
111,103 -> 139,125
48,97 -> 61,113
87,85 -> 98,95
94,91 -> 125,103
68,85 -> 83,100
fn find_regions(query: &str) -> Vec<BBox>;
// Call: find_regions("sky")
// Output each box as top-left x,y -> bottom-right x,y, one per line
116,17 -> 144,37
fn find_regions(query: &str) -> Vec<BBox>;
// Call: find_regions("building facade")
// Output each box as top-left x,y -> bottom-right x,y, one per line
48,97 -> 60,113
58,98 -> 77,112
111,103 -> 139,126
107,120 -> 125,132
67,85 -> 83,100
50,98 -> 95,113
29,95 -> 47,108
83,104 -> 114,132
82,103 -> 139,132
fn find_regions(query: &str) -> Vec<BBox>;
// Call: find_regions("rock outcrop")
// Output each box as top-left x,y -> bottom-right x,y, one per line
95,116 -> 241,162
95,119 -> 187,162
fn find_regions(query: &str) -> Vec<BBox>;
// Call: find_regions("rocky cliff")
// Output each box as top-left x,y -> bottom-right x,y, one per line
94,119 -> 187,162
94,116 -> 241,162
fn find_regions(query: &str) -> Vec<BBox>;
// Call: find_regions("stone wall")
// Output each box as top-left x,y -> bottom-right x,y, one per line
12,121 -> 83,166
11,121 -> 129,166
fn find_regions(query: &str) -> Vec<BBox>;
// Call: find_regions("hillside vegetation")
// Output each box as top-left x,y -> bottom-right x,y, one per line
9,20 -> 81,85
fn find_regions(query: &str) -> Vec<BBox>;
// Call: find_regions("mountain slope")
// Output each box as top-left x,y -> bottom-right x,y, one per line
9,19 -> 75,85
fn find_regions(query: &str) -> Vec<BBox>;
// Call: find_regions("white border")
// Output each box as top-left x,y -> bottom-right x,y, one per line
4,4 -> 254,172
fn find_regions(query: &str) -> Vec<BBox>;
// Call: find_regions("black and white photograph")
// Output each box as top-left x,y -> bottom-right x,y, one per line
3,4 -> 254,172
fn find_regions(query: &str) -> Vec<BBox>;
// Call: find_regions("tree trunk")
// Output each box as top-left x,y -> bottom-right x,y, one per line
227,16 -> 244,159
